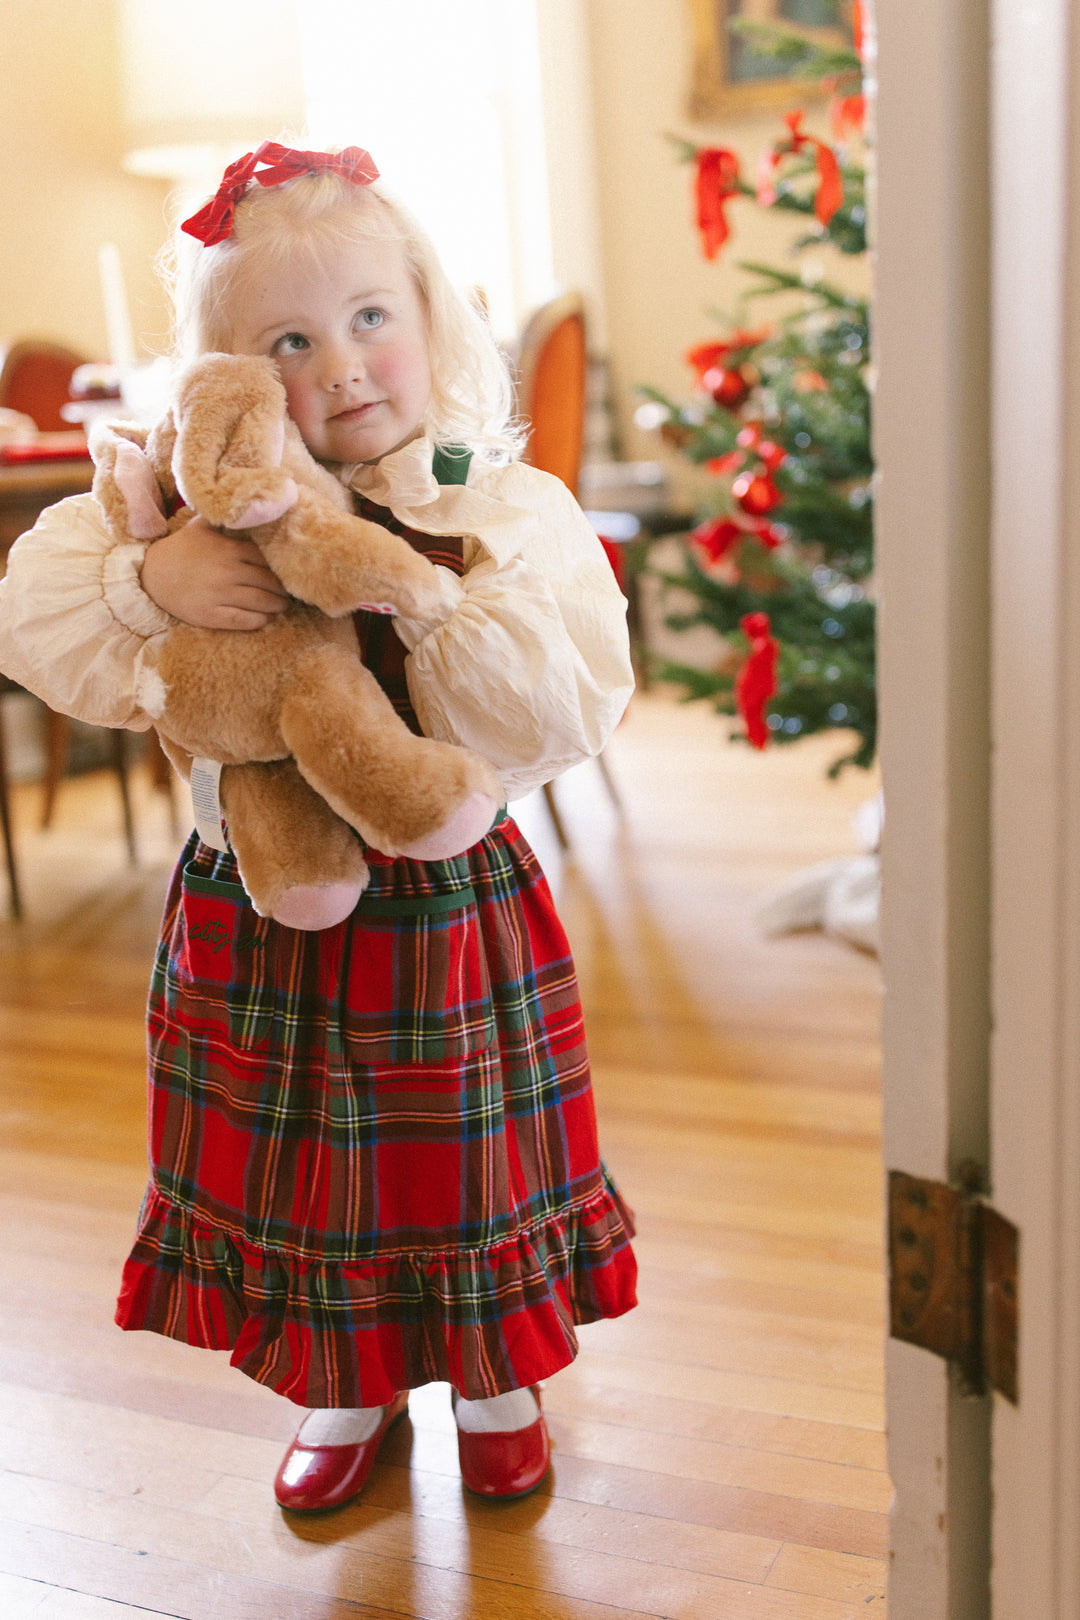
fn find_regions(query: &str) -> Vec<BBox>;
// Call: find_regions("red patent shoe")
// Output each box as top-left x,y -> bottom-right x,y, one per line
274,1391 -> 409,1512
454,1386 -> 551,1499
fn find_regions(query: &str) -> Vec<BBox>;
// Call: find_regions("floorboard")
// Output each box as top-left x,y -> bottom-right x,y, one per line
0,693 -> 888,1617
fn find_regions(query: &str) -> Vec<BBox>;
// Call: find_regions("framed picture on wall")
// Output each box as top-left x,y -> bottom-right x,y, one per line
688,0 -> 856,121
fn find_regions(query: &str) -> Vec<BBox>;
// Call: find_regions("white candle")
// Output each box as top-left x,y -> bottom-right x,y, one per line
98,242 -> 136,368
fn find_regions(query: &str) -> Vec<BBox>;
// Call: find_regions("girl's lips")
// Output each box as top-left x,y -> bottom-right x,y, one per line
331,401 -> 381,423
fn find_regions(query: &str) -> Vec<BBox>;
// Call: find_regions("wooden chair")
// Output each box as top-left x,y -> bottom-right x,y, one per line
0,680 -> 22,918
516,291 -> 589,499
40,707 -> 138,858
515,292 -> 624,848
0,339 -> 85,432
0,683 -> 147,922
0,339 -> 162,916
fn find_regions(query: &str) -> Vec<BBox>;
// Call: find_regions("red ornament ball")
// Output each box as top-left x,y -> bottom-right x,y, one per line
733,470 -> 782,516
706,365 -> 751,410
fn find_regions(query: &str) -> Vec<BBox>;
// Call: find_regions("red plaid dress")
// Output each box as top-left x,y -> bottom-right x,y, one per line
115,492 -> 637,1407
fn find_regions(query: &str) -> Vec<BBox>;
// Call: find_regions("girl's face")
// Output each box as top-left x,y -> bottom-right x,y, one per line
230,235 -> 433,464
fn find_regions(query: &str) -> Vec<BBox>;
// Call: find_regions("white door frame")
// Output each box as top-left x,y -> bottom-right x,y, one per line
873,0 -> 992,1611
876,0 -> 1080,1612
989,0 -> 1080,1612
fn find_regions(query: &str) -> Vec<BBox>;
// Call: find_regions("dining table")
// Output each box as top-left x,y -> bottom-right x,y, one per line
0,450 -> 94,560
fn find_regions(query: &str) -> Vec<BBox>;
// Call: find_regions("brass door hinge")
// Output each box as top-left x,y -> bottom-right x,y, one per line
888,1169 -> 1018,1403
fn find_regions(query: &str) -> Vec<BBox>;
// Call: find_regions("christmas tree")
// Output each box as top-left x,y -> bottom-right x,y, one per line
639,6 -> 872,774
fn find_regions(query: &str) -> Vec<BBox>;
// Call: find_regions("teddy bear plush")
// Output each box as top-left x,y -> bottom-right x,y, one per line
89,351 -> 501,931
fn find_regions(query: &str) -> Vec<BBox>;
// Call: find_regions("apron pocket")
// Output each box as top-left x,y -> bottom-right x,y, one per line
171,861 -> 277,1048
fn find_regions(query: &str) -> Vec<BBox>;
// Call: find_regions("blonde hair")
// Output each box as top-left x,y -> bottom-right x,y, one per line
163,162 -> 523,462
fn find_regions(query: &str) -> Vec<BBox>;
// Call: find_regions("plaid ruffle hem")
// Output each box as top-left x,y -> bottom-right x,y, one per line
116,819 -> 637,1407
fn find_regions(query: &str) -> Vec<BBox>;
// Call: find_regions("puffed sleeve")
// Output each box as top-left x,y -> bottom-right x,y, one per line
0,493 -> 171,729
392,464 -> 634,801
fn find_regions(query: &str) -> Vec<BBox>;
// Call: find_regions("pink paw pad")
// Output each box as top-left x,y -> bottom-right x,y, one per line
398,794 -> 500,862
233,478 -> 299,529
270,880 -> 364,931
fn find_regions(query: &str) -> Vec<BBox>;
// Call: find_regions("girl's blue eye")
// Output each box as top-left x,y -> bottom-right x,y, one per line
356,308 -> 384,330
273,332 -> 308,356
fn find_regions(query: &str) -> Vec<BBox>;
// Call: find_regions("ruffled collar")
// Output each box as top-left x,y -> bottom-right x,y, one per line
335,433 -> 531,546
339,433 -> 441,510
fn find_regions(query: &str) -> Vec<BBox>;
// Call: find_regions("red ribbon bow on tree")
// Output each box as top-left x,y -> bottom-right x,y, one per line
181,141 -> 380,246
694,147 -> 741,260
735,611 -> 779,750
692,514 -> 785,565
685,329 -> 771,383
829,90 -> 866,140
758,110 -> 844,228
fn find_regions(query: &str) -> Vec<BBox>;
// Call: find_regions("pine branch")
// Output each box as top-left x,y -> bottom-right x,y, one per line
766,166 -> 868,255
737,261 -> 868,318
665,133 -> 702,164
727,17 -> 861,80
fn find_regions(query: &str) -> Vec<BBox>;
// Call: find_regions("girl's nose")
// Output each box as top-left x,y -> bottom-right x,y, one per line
321,341 -> 366,392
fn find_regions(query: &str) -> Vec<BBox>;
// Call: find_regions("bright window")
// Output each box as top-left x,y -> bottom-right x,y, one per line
299,0 -> 556,342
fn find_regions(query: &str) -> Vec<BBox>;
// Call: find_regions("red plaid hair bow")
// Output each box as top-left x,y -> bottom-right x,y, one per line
181,141 -> 380,246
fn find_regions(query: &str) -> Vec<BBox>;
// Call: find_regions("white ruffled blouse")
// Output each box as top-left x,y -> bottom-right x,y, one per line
0,435 -> 634,801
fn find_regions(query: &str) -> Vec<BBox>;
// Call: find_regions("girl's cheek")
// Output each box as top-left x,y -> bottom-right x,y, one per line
380,342 -> 430,387
376,352 -> 409,386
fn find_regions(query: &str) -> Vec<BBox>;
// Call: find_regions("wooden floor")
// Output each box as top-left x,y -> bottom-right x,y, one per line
0,692 -> 888,1619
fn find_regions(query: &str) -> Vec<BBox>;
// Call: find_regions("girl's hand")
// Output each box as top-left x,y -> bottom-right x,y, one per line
140,515 -> 289,629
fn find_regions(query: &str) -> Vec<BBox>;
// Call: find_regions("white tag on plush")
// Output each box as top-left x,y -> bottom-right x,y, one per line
190,758 -> 229,852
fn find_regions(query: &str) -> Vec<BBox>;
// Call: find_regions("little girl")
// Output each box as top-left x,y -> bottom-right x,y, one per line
0,143 -> 637,1510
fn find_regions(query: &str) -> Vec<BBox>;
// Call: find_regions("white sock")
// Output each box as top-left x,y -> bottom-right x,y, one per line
454,1387 -> 540,1434
297,1405 -> 388,1446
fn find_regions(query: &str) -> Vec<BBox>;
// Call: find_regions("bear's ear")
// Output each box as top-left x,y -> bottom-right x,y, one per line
170,354 -> 299,529
112,438 -> 169,540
